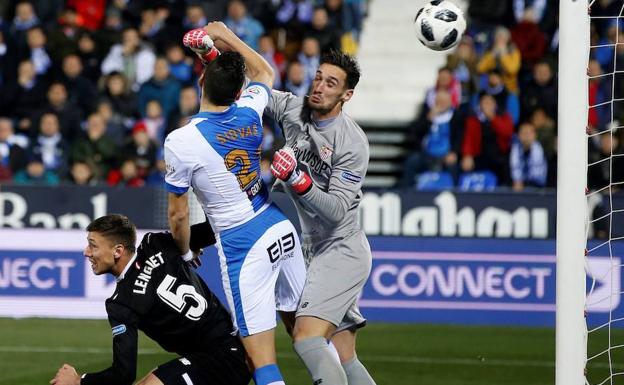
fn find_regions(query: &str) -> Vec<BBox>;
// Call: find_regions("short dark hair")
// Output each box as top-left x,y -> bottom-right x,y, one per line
87,214 -> 136,254
202,51 -> 246,106
320,50 -> 361,90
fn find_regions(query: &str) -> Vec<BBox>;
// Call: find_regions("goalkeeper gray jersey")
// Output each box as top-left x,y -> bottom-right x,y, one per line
266,90 -> 369,240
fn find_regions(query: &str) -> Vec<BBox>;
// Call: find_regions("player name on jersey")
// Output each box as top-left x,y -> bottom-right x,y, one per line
215,124 -> 260,145
133,252 -> 164,294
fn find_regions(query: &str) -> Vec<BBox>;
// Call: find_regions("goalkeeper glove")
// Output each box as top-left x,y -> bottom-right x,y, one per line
271,147 -> 313,195
183,28 -> 220,64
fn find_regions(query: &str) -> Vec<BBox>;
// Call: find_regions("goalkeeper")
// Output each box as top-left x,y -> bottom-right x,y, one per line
50,215 -> 250,385
268,50 -> 377,385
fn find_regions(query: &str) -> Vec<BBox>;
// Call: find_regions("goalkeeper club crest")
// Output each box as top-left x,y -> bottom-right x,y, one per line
319,145 -> 333,160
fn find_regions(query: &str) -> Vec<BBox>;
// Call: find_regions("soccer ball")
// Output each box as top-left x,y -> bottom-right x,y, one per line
414,0 -> 466,51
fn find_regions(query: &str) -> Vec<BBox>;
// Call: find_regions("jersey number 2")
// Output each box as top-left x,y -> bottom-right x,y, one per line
157,274 -> 207,321
224,149 -> 258,189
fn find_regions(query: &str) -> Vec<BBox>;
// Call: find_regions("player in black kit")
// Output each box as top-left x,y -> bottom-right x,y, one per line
50,214 -> 251,385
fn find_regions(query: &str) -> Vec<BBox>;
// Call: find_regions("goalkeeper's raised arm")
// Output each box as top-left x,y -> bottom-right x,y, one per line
202,22 -> 274,88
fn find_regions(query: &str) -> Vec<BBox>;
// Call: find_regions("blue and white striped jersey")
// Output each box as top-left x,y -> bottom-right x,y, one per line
164,82 -> 271,233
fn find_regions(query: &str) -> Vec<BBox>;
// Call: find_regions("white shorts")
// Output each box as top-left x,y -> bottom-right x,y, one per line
215,204 -> 306,337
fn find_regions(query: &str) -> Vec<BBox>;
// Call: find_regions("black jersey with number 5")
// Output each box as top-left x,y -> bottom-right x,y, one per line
81,231 -> 234,385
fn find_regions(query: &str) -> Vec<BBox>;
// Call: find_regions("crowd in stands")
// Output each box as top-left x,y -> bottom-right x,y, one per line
0,0 -> 367,187
400,0 -> 624,192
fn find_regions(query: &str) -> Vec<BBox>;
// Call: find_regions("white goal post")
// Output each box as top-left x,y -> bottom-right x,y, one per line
556,0 -> 590,384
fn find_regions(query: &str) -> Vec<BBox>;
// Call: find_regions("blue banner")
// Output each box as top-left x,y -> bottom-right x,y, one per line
0,250 -> 84,296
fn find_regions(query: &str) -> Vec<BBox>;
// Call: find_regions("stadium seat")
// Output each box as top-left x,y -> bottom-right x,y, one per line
416,171 -> 454,191
458,171 -> 498,191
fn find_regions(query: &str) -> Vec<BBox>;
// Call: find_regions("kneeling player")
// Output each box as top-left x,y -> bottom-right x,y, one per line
50,214 -> 250,385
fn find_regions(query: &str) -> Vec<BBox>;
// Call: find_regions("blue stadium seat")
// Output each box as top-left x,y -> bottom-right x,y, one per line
416,171 -> 454,191
458,171 -> 498,191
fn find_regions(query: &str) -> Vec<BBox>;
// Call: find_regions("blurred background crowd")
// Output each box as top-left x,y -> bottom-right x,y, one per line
0,0 -> 366,187
0,0 -> 622,193
400,0 -> 624,193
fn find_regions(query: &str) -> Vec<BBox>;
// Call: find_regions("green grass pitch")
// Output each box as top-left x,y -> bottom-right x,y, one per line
2,318 -> 620,384
0,318 -> 568,385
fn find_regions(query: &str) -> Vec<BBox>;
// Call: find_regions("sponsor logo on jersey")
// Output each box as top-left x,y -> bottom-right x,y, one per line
165,163 -> 175,174
319,145 -> 333,160
247,86 -> 261,94
293,146 -> 330,175
341,171 -> 362,184
112,324 -> 126,336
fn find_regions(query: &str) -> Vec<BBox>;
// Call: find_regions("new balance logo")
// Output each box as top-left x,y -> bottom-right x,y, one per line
301,302 -> 309,309
313,379 -> 323,385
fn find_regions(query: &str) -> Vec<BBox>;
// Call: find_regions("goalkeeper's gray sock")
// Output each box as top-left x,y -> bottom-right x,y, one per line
294,336 -> 347,385
342,357 -> 377,385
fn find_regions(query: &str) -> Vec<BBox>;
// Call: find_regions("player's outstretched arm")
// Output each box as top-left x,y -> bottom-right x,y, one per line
203,22 -> 274,88
168,191 -> 191,260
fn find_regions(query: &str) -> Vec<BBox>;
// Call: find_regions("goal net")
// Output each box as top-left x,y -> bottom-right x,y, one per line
582,1 -> 624,384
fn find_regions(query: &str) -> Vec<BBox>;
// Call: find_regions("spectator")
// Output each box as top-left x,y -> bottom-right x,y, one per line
477,26 -> 522,94
0,117 -> 28,181
68,160 -> 96,185
307,7 -> 341,53
138,6 -> 171,48
61,54 -> 98,116
258,35 -> 285,89
474,70 -> 520,126
0,117 -> 29,149
520,61 -> 557,123
588,59 -> 612,135
284,60 -> 309,97
588,133 -> 624,191
107,158 -> 145,187
141,100 -> 166,143
401,90 -> 462,188
510,9 -> 547,76
102,71 -> 139,124
67,0 -> 107,31
530,107 -> 556,161
446,36 -> 479,110
224,0 -> 265,51
461,93 -> 514,185
183,4 -> 208,30
37,82 -> 83,142
324,0 -> 355,36
167,85 -> 199,135
10,1 -> 40,57
425,67 -> 461,111
166,44 -> 194,85
25,26 -> 52,77
123,121 -> 158,178
13,153 -> 59,185
29,112 -> 69,178
98,6 -> 124,48
138,57 -> 181,121
275,0 -> 314,43
71,113 -> 117,180
593,20 -> 620,73
510,122 -> 547,191
297,36 -> 321,87
1,60 -> 47,134
47,8 -> 82,63
76,32 -> 102,84
101,27 -> 156,91
96,100 -> 126,146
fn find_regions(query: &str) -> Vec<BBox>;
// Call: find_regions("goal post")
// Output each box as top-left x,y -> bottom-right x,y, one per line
556,0 -> 590,384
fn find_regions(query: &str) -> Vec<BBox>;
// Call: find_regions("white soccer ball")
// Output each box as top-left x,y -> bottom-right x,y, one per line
414,0 -> 466,51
